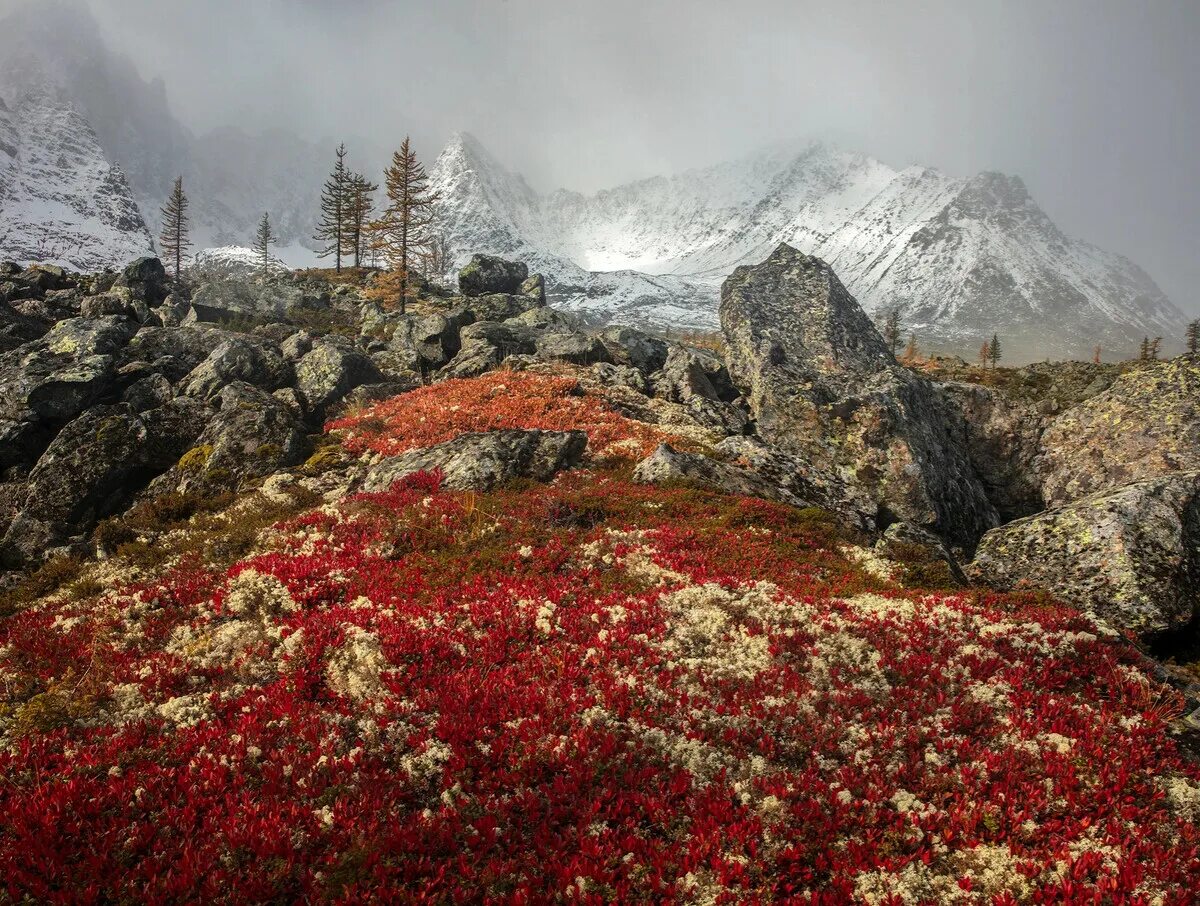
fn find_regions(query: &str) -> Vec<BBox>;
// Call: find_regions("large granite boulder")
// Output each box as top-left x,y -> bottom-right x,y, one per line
600,326 -> 669,374
458,254 -> 529,297
363,429 -> 586,492
442,322 -> 539,379
632,443 -> 805,507
112,257 -> 170,308
719,244 -> 996,544
0,317 -> 138,468
180,337 -> 293,400
150,383 -> 309,496
968,474 -> 1200,638
295,339 -> 383,418
1,401 -> 206,562
1038,358 -> 1200,508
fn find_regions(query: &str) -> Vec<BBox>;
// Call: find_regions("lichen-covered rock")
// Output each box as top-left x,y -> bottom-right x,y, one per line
1038,358 -> 1200,507
295,339 -> 383,417
150,383 -> 309,496
112,257 -> 170,307
363,429 -> 586,492
120,325 -> 239,375
385,309 -> 472,372
465,292 -> 542,323
632,443 -> 804,506
600,326 -> 669,374
938,381 -> 1046,521
520,273 -> 546,305
1,401 -> 206,563
533,331 -> 611,366
458,254 -> 529,297
968,473 -> 1200,637
442,322 -> 538,378
720,243 -> 996,544
180,337 -> 293,400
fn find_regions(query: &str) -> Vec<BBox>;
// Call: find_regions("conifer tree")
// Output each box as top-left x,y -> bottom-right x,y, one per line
1093,345 -> 1102,364
347,172 -> 378,269
1138,336 -> 1151,361
882,309 -> 902,355
423,232 -> 451,284
988,333 -> 1002,368
315,144 -> 352,272
903,333 -> 918,362
158,175 -> 191,282
1188,320 -> 1200,356
252,212 -> 277,279
373,137 -> 440,313
1150,337 -> 1162,361
979,339 -> 991,366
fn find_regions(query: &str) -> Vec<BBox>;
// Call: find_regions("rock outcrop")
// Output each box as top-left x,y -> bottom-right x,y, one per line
632,443 -> 805,507
363,430 -> 587,492
1038,358 -> 1200,508
968,473 -> 1200,637
719,243 -> 996,544
458,254 -> 529,297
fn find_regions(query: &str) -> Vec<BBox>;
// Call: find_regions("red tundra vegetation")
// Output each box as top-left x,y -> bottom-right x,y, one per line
1,372 -> 1199,903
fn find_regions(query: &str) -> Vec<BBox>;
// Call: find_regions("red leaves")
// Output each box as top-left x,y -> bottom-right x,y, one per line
2,467 -> 1199,902
327,370 -> 678,460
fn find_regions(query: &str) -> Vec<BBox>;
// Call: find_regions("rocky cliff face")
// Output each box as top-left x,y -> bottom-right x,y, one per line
0,86 -> 153,270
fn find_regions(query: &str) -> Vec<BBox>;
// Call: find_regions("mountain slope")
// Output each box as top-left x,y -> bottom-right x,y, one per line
0,1 -> 328,263
0,86 -> 153,270
430,133 -> 1186,360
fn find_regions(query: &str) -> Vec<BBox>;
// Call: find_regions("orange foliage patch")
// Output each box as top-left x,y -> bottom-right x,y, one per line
328,370 -> 676,460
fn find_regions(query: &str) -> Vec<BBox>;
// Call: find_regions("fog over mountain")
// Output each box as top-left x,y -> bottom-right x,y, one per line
32,0 -> 1194,315
0,0 -> 1196,338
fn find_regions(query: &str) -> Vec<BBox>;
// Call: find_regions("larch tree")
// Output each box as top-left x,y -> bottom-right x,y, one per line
423,232 -> 451,285
374,137 -> 440,313
158,175 -> 191,283
252,212 -> 277,280
314,143 -> 352,273
903,333 -> 919,362
882,309 -> 902,355
347,172 -> 378,270
1092,345 -> 1102,364
988,333 -> 1002,368
978,339 -> 991,366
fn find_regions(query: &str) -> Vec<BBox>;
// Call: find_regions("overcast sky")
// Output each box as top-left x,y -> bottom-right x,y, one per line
7,0 -> 1199,309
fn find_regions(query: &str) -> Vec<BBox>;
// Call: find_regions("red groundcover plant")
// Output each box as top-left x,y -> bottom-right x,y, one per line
327,370 -> 678,460
2,390 -> 1200,902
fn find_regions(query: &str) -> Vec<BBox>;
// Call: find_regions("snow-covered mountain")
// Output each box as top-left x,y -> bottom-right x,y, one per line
0,1 -> 329,267
0,83 -> 153,271
430,133 -> 1186,361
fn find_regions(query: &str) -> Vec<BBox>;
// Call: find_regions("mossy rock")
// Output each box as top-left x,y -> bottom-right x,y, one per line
178,445 -> 214,472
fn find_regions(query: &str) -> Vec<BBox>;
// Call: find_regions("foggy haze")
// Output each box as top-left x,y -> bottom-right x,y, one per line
2,0 -> 1198,309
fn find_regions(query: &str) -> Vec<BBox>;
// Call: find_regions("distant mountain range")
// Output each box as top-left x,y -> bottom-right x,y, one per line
0,1 -> 1187,361
428,132 -> 1187,361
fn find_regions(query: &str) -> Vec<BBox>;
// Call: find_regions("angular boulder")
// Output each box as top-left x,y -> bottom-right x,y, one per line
363,429 -> 587,492
719,244 -> 996,544
442,322 -> 538,379
968,473 -> 1200,637
458,254 -> 529,297
600,326 -> 669,374
1038,358 -> 1200,508
180,337 -> 293,400
295,339 -> 383,418
632,443 -> 805,507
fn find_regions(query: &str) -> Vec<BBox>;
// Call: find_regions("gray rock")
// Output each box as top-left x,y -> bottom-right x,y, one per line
442,322 -> 539,378
152,293 -> 190,328
189,277 -> 307,319
121,325 -> 239,374
113,257 -> 170,307
280,330 -> 314,361
520,273 -> 546,305
600,326 -> 669,373
363,429 -> 587,492
386,309 -> 472,372
719,244 -> 996,544
458,254 -> 530,297
1,401 -> 205,563
591,362 -> 648,394
968,473 -> 1200,637
340,380 -> 418,410
295,339 -> 383,417
122,373 -> 174,412
653,345 -> 748,435
80,294 -> 136,320
465,293 -> 542,323
632,443 -> 805,506
534,331 -> 611,365
150,382 -> 309,495
507,306 -> 567,331
180,337 -> 293,400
